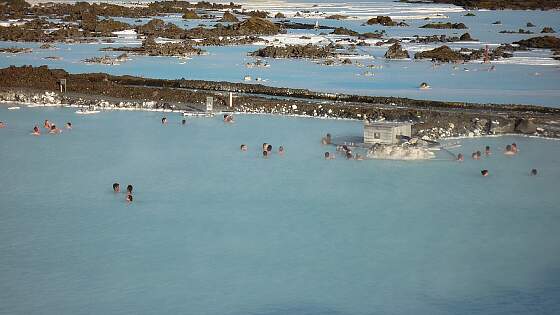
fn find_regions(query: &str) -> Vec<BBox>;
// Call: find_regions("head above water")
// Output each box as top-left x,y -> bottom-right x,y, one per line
481,170 -> 489,176
127,185 -> 133,193
113,183 -> 120,192
279,146 -> 284,152
324,152 -> 330,158
505,144 -> 512,151
531,169 -> 538,176
182,119 -> 186,125
263,150 -> 268,157
126,194 -> 133,202
267,145 -> 272,152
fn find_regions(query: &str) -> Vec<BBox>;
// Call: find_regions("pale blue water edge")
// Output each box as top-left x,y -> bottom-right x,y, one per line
1,8 -> 559,106
1,105 -> 560,314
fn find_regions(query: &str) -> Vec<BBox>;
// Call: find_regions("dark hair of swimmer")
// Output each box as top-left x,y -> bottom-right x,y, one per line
182,119 -> 186,125
267,144 -> 272,152
33,126 -> 39,132
224,114 -> 228,119
127,194 -> 133,202
342,145 -> 348,151
113,183 -> 120,192
481,170 -> 489,176
51,125 -> 56,130
512,143 -> 517,147
457,153 -> 463,160
324,152 -> 330,158
263,151 -> 268,157
485,146 -> 490,151
67,122 -> 72,127
127,184 -> 133,193
476,151 -> 481,157
505,144 -> 512,151
346,152 -> 353,159
531,169 -> 538,176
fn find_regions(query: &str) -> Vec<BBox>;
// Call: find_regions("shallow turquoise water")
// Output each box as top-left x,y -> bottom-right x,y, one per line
1,106 -> 559,314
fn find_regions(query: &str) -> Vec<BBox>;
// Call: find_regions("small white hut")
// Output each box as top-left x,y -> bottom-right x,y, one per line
364,121 -> 412,145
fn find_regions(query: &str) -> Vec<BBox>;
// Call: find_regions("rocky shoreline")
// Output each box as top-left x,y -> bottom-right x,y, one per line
1,65 -> 559,141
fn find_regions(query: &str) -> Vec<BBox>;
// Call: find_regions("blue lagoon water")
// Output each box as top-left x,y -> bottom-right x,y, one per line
1,106 -> 560,314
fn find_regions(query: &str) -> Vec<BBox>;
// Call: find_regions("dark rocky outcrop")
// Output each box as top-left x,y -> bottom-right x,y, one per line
499,29 -> 533,34
514,36 -> 560,49
0,47 -> 32,53
229,17 -> 279,35
366,16 -> 396,26
541,27 -> 556,33
384,42 -> 410,59
325,14 -> 348,20
274,12 -> 286,19
219,11 -> 239,22
515,118 -> 537,134
332,27 -> 359,36
414,45 -> 464,62
182,10 -> 202,19
527,22 -> 536,27
420,22 -> 467,29
250,44 -> 335,59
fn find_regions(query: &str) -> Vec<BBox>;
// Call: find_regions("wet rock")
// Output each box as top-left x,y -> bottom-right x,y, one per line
366,16 -> 396,26
384,42 -> 410,59
420,22 -> 467,29
332,27 -> 358,36
514,36 -> 560,49
274,12 -> 286,19
515,118 -> 537,134
414,45 -> 464,62
499,29 -> 533,34
0,47 -> 32,53
250,44 -> 335,59
358,32 -> 383,39
492,20 -> 502,25
219,11 -> 239,22
325,14 -> 348,20
182,10 -> 202,19
229,17 -> 280,35
459,32 -> 474,41
541,27 -> 556,33
465,12 -> 476,16
527,22 -> 536,27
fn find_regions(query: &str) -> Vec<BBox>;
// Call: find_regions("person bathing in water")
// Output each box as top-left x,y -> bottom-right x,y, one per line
278,146 -> 285,156
113,183 -> 120,193
66,122 -> 72,129
223,114 -> 234,123
485,146 -> 491,156
240,144 -> 248,151
44,120 -> 51,129
511,143 -> 518,154
126,185 -> 133,195
126,194 -> 133,203
324,152 -> 335,160
182,119 -> 186,125
481,170 -> 489,177
31,125 -> 41,136
161,117 -> 167,124
457,153 -> 464,161
322,133 -> 332,145
0,121 -> 5,128
504,145 -> 515,156
49,125 -> 61,134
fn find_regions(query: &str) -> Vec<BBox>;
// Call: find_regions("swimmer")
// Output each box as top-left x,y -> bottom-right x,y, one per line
278,146 -> 284,155
476,151 -> 482,159
484,146 -> 491,156
162,117 -> 167,124
66,122 -> 72,129
262,143 -> 268,151
504,145 -> 515,156
44,120 -> 51,129
457,153 -> 464,161
113,183 -> 120,192
346,151 -> 353,159
126,184 -> 133,195
471,152 -> 478,160
530,169 -> 538,176
511,143 -> 518,153
182,119 -> 186,125
267,144 -> 272,153
31,125 -> 41,136
49,125 -> 61,134
481,169 -> 489,177
321,133 -> 332,145
240,144 -> 248,151
324,152 -> 331,159
263,150 -> 268,158
223,114 -> 234,123
126,194 -> 133,203
0,121 -> 5,128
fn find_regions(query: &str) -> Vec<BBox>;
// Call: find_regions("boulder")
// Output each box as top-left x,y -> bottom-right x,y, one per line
514,36 -> 560,49
384,42 -> 410,59
219,11 -> 239,22
366,16 -> 396,26
414,45 -> 464,62
515,118 -> 537,134
541,27 -> 556,33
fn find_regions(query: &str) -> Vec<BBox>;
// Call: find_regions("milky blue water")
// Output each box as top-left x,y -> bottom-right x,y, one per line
1,105 -> 560,314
